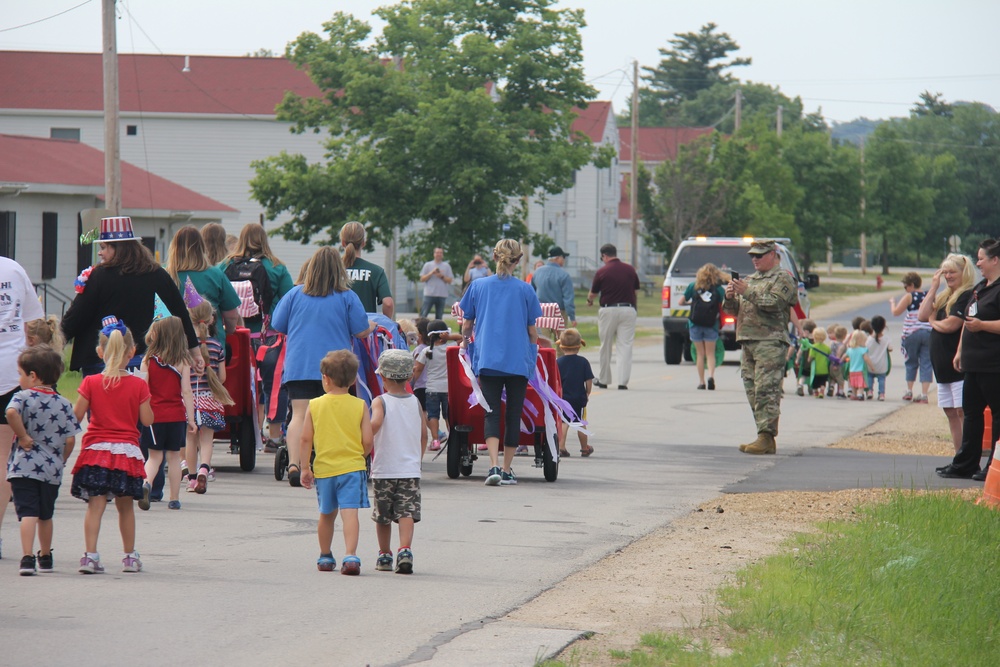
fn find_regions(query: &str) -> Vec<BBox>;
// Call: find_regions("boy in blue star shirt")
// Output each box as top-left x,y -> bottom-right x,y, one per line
5,345 -> 81,576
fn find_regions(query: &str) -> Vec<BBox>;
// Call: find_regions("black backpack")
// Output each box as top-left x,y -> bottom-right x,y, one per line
689,287 -> 720,327
225,257 -> 274,322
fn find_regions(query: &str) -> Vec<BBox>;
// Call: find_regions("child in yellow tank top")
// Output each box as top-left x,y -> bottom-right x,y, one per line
300,350 -> 373,575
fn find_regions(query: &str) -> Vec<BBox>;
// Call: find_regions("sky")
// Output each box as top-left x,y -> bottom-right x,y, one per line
2,0 -> 998,125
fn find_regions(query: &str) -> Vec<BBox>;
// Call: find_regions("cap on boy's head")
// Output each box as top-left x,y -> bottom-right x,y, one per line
747,239 -> 776,255
558,328 -> 585,349
376,349 -> 414,380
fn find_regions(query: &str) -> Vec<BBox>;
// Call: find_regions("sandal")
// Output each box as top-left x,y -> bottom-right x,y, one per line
341,555 -> 361,576
559,449 -> 571,457
287,464 -> 302,488
580,445 -> 594,457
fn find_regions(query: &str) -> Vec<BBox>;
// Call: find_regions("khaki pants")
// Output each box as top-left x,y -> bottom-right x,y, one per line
597,306 -> 636,386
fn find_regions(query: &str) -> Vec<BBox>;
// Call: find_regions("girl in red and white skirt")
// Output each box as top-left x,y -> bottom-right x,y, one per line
71,317 -> 154,574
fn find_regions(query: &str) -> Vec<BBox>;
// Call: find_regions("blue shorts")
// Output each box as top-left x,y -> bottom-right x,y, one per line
315,470 -> 370,514
425,391 -> 447,420
141,421 -> 187,452
689,325 -> 719,342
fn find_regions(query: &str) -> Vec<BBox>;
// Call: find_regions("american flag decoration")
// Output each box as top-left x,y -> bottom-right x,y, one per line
99,216 -> 136,242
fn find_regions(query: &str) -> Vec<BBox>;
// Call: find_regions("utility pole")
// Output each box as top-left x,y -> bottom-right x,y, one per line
734,87 -> 742,132
102,0 -> 121,214
859,136 -> 867,275
776,104 -> 783,138
629,59 -> 639,268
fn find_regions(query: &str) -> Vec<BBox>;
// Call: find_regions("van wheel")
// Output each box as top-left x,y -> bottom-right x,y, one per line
664,333 -> 684,365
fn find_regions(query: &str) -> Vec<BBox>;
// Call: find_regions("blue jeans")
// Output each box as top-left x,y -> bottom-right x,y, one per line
902,328 -> 932,383
868,373 -> 886,396
420,296 -> 446,319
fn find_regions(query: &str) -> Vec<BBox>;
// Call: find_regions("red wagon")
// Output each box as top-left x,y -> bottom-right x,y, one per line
445,345 -> 562,482
215,327 -> 260,471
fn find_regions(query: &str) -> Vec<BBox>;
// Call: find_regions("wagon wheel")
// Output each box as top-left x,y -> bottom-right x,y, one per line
274,445 -> 288,481
238,417 -> 256,471
541,435 -> 559,482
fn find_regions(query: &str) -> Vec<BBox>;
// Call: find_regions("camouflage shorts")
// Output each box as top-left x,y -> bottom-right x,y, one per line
371,478 -> 421,525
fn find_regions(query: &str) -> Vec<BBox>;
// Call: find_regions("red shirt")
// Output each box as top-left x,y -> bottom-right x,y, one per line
590,258 -> 640,307
147,356 -> 187,422
79,374 -> 151,447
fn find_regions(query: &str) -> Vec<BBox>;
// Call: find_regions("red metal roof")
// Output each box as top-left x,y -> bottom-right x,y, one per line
619,126 -> 715,163
0,51 -> 320,115
570,101 -> 613,143
0,134 -> 236,213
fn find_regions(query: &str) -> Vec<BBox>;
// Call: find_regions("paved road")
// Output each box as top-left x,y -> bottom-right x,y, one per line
3,317 -> 975,666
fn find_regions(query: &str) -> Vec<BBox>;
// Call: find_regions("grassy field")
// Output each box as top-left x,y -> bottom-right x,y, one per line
545,492 -> 1000,666
804,281 -> 884,310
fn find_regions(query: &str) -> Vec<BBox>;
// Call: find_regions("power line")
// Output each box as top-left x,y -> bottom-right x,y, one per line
0,0 -> 95,34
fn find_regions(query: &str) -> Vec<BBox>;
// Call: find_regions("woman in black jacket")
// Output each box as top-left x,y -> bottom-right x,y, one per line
62,234 -> 200,375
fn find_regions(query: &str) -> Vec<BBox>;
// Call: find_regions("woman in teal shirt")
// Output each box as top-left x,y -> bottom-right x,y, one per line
219,223 -> 294,333
167,225 -> 241,346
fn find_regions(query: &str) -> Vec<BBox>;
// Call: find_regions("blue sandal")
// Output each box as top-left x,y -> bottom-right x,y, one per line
340,555 -> 361,576
317,554 -> 336,572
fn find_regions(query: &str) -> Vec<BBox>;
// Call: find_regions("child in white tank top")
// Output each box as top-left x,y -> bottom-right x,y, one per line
370,349 -> 427,574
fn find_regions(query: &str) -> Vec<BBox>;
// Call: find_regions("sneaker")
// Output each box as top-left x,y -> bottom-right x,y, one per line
485,466 -> 502,486
515,445 -> 529,455
340,556 -> 361,576
79,554 -> 104,574
428,439 -> 441,451
263,438 -> 282,453
707,377 -> 715,391
395,548 -> 413,575
168,500 -> 182,510
138,482 -> 152,511
37,551 -> 53,573
500,469 -> 518,485
477,443 -> 489,452
19,554 -> 37,576
826,384 -> 835,397
796,385 -> 805,397
195,468 -> 208,494
207,468 -> 216,482
180,460 -> 189,479
865,391 -> 874,400
916,395 -> 929,404
187,476 -> 198,493
375,551 -> 394,571
902,391 -> 913,401
317,553 -> 336,572
878,394 -> 885,402
122,551 -> 143,573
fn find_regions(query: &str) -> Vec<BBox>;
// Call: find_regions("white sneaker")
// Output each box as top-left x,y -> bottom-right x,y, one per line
79,554 -> 105,574
122,551 -> 142,573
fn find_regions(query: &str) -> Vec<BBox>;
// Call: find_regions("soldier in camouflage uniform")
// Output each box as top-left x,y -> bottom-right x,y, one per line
723,240 -> 799,454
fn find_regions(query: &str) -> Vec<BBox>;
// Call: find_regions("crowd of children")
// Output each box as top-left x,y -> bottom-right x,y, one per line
792,315 -> 894,402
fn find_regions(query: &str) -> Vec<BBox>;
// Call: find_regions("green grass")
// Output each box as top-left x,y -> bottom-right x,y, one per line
805,281 -> 883,309
544,492 -> 1000,666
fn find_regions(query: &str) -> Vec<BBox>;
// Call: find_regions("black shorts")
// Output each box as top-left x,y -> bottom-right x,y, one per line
0,386 -> 17,425
284,380 -> 325,401
140,421 -> 187,452
10,478 -> 61,520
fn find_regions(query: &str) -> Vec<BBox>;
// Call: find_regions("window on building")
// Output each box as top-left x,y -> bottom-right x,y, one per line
0,211 -> 14,258
42,212 -> 58,280
77,213 -> 91,274
126,125 -> 138,136
50,128 -> 81,141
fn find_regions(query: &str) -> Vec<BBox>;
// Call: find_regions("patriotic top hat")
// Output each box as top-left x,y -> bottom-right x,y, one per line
99,216 -> 137,242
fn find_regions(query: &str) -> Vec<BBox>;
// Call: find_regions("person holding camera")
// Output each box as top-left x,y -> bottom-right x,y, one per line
723,239 -> 799,456
419,248 -> 454,319
463,254 -> 493,291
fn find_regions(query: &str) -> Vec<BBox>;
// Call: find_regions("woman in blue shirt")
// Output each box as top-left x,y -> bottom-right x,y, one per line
459,239 -> 542,487
271,247 -> 374,486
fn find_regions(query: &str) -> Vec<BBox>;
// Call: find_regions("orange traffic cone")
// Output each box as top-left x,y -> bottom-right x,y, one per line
984,407 -> 994,454
976,452 -> 1000,509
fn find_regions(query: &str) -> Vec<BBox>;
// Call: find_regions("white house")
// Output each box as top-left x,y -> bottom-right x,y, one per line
1,50 -> 636,308
0,133 -> 235,314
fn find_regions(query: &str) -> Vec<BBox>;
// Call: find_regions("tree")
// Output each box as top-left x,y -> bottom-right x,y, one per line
911,91 -> 953,118
250,0 -> 609,279
781,129 -> 863,272
634,23 -> 749,125
675,81 -> 804,134
864,124 -> 935,273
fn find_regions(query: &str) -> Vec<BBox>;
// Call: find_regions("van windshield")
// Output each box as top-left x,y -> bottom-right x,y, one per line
670,247 -> 757,278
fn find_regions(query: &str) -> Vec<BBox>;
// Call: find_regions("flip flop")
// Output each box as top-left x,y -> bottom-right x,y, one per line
580,445 -> 594,458
287,464 -> 302,487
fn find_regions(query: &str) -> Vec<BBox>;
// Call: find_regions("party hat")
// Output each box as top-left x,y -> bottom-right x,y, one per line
99,216 -> 136,242
183,277 -> 205,309
152,294 -> 171,322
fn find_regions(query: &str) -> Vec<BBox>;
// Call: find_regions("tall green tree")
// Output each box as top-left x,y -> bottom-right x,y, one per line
250,0 -> 609,279
675,81 -> 805,135
781,129 -> 863,272
864,124 -> 935,273
632,23 -> 750,126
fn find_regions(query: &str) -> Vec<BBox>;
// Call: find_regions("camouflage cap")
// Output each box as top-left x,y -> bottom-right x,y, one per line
376,348 -> 414,380
747,239 -> 776,255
